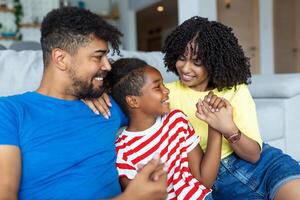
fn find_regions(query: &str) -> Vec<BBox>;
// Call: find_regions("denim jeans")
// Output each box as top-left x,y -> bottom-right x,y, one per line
212,143 -> 300,200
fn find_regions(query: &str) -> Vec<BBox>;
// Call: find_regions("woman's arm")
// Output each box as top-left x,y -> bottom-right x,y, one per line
222,125 -> 261,163
203,90 -> 261,164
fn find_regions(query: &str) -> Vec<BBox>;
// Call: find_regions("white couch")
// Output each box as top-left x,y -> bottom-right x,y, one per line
1,50 -> 300,161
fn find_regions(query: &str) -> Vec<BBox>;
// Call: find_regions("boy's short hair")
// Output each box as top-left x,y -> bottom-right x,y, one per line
107,58 -> 148,114
41,7 -> 122,66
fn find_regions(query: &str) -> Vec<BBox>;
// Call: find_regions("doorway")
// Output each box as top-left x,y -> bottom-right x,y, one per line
136,0 -> 178,51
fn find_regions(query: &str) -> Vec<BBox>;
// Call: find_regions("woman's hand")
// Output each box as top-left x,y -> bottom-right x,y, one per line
203,91 -> 225,112
198,93 -> 261,163
82,92 -> 112,119
196,93 -> 238,136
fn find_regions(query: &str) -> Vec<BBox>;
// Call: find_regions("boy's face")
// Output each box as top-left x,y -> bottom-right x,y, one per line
137,66 -> 170,117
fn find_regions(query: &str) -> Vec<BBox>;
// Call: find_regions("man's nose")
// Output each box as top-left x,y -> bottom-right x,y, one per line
101,56 -> 111,71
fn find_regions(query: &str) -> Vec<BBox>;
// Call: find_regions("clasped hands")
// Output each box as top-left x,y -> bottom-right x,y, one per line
196,91 -> 239,138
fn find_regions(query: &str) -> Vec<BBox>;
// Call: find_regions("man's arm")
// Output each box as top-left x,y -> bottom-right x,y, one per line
0,145 -> 21,200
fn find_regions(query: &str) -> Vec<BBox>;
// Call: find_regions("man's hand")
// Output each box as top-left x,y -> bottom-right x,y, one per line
121,155 -> 168,200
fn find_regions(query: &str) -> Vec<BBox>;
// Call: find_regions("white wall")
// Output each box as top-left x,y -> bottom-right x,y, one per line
0,0 -> 59,47
69,0 -> 111,15
118,0 -> 137,50
69,0 -> 137,51
259,0 -> 274,74
177,0 -> 217,24
129,0 -> 160,11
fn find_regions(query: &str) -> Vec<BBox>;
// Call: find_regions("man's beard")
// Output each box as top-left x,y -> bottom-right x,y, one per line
68,69 -> 106,99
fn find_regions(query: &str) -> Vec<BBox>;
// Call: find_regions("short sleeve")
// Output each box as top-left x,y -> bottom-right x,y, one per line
185,120 -> 200,153
230,85 -> 263,149
0,99 -> 20,146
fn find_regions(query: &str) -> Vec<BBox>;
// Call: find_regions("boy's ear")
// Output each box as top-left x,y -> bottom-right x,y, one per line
125,95 -> 140,109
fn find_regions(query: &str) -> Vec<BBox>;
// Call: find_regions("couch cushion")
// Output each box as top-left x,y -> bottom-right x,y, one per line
250,74 -> 300,98
0,50 -> 43,96
255,101 -> 284,141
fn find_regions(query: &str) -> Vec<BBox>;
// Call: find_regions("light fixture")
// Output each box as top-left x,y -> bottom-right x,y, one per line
224,0 -> 231,9
157,5 -> 164,12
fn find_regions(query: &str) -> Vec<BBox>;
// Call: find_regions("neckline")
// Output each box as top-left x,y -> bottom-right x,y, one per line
29,91 -> 82,105
178,81 -> 208,93
122,116 -> 163,137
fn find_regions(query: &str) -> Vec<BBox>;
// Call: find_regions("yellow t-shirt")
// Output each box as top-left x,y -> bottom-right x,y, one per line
166,81 -> 263,159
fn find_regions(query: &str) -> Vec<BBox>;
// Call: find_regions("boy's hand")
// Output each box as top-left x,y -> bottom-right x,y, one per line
204,91 -> 225,112
82,92 -> 112,118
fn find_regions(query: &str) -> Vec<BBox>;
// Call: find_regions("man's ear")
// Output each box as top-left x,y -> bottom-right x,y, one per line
51,48 -> 69,71
125,95 -> 140,109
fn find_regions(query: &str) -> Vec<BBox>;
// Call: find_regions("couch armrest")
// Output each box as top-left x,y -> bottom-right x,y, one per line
249,73 -> 300,98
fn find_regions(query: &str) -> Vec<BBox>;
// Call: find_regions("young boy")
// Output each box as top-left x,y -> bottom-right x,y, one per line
106,58 -> 224,200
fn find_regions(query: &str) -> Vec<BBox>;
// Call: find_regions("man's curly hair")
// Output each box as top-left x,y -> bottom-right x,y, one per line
41,7 -> 122,66
162,16 -> 251,91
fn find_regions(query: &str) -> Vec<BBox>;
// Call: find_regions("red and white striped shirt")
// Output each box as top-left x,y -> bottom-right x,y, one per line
116,109 -> 211,200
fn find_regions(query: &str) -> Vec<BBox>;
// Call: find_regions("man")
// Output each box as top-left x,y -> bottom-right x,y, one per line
0,7 -> 167,200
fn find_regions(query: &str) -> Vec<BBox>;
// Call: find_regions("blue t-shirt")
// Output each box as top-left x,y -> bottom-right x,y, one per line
0,92 -> 127,199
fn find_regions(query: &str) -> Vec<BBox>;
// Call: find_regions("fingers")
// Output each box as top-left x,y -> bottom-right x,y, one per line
150,163 -> 168,181
205,91 -> 217,110
195,99 -> 210,121
204,91 -> 226,112
103,93 -> 112,107
216,99 -> 225,110
139,154 -> 161,177
81,93 -> 111,118
221,98 -> 232,112
196,111 -> 207,121
125,160 -> 167,200
152,172 -> 168,200
196,101 -> 203,115
211,98 -> 224,111
82,99 -> 100,115
202,100 -> 211,112
137,163 -> 145,172
92,98 -> 111,119
204,91 -> 213,103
